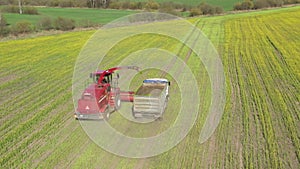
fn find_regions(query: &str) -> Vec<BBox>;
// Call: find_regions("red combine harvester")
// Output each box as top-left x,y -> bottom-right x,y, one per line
74,66 -> 138,120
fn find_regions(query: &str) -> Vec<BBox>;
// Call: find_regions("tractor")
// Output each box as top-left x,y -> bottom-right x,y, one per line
74,66 -> 138,120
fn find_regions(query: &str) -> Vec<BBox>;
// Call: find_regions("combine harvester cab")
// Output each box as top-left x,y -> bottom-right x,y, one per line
132,78 -> 170,119
75,66 -> 138,120
75,71 -> 117,120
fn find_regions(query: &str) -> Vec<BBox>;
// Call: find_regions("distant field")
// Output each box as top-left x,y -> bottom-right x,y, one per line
2,7 -> 137,26
117,0 -> 241,10
0,6 -> 299,169
0,0 -> 243,28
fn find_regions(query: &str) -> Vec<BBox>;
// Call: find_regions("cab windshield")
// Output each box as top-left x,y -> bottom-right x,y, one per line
93,73 -> 112,84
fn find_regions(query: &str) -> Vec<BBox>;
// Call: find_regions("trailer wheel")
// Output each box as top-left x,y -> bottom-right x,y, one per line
158,115 -> 163,120
74,113 -> 79,120
132,112 -> 136,118
115,95 -> 121,110
131,106 -> 136,118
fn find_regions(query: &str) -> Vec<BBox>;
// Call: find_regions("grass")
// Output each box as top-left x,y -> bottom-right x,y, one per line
0,5 -> 299,169
1,7 -> 137,26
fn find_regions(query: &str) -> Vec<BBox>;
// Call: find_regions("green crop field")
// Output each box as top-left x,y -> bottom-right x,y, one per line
117,0 -> 241,10
1,7 -> 137,26
0,6 -> 299,168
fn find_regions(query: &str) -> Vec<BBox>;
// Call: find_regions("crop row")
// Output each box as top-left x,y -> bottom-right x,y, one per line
222,9 -> 299,168
0,31 -> 94,168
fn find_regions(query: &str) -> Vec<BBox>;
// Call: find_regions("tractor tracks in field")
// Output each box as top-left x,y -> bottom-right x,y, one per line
266,34 -> 300,113
90,19 -> 209,168
258,17 -> 300,166
160,20 -> 204,78
263,23 -> 300,165
221,20 -> 248,168
135,20 -> 209,169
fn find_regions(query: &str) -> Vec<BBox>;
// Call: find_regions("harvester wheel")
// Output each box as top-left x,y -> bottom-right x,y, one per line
115,95 -> 121,110
106,112 -> 110,119
103,106 -> 110,120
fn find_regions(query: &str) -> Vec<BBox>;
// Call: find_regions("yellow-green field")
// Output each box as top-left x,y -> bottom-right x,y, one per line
0,6 -> 299,168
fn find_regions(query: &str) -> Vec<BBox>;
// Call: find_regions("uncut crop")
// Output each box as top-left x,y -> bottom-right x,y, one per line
220,8 -> 300,168
0,6 -> 299,169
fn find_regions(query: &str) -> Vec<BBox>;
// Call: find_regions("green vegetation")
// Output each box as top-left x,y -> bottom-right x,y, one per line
234,0 -> 300,10
117,0 -> 240,10
0,14 -> 9,36
1,0 -> 296,37
0,6 -> 299,168
189,2 -> 224,16
0,7 -> 137,36
1,5 -> 39,15
1,7 -> 137,26
221,7 -> 300,168
0,0 -> 240,11
10,20 -> 33,34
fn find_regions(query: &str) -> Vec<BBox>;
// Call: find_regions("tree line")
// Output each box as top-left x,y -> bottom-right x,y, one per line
234,0 -> 299,10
